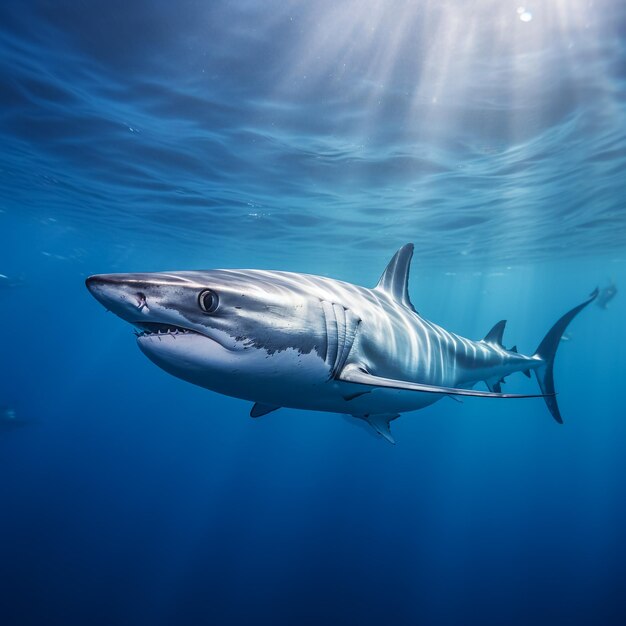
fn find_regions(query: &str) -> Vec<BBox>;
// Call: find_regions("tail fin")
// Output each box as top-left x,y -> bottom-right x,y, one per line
534,289 -> 598,423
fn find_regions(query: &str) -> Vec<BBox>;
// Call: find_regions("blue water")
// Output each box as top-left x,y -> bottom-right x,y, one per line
1,1 -> 625,624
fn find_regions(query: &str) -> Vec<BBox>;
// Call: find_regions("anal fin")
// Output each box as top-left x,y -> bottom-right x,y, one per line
446,395 -> 463,404
486,380 -> 502,393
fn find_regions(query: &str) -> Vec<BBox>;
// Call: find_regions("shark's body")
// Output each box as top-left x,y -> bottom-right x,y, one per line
86,245 -> 595,443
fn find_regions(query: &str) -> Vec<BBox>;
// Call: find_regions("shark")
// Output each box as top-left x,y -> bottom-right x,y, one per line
86,244 -> 596,443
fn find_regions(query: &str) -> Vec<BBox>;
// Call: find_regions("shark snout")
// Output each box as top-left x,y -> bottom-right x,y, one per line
85,274 -> 109,296
86,273 -> 154,321
85,274 -> 134,293
85,273 -> 115,303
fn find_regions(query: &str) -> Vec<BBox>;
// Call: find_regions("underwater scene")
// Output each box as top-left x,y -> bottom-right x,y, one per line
1,1 -> 626,625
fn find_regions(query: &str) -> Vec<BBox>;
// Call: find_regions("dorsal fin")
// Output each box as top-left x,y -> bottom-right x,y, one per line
374,244 -> 416,313
483,320 -> 506,346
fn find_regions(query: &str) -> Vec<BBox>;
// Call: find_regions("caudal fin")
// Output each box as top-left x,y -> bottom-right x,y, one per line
533,289 -> 598,423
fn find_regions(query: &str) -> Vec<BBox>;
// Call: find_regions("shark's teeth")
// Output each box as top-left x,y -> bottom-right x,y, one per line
135,324 -> 195,338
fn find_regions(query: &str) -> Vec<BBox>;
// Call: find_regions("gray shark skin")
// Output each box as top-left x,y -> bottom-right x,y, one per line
596,282 -> 617,310
86,245 -> 596,443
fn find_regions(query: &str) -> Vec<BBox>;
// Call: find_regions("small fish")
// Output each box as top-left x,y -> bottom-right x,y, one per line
0,274 -> 25,289
1,406 -> 17,420
596,282 -> 617,310
0,405 -> 31,431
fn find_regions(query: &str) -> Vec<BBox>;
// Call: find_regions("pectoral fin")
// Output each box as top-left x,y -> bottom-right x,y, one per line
339,364 -> 550,399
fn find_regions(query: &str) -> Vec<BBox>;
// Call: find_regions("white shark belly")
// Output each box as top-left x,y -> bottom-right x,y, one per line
144,338 -> 439,415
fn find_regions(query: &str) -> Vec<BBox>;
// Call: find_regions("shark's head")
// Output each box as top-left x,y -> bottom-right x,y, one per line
85,270 -> 330,400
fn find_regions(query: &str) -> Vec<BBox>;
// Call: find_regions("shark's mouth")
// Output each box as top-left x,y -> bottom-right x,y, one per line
134,322 -> 200,338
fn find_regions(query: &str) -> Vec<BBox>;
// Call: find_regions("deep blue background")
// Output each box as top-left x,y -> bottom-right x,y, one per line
1,1 -> 626,625
1,214 -> 625,626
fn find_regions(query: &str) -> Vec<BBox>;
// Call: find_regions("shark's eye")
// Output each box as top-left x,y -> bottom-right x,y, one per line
198,289 -> 219,314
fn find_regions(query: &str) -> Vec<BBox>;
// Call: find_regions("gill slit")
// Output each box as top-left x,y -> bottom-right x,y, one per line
321,300 -> 361,379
